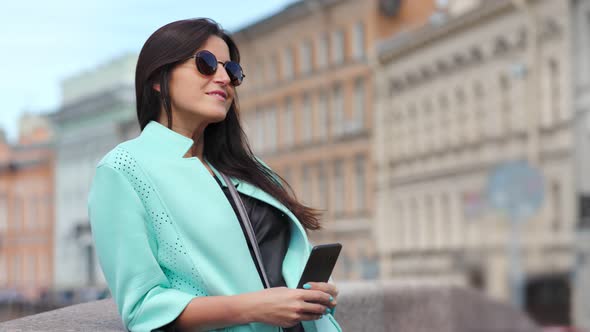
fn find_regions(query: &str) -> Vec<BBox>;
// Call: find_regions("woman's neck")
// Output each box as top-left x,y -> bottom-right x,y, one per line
158,112 -> 207,160
185,140 -> 204,160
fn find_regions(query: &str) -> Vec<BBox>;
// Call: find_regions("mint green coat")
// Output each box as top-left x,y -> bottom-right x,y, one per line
87,121 -> 342,332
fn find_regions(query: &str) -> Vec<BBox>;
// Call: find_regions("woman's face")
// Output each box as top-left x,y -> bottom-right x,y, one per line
164,36 -> 235,126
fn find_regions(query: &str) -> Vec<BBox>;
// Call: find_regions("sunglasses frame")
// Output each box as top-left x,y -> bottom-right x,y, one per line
185,50 -> 245,86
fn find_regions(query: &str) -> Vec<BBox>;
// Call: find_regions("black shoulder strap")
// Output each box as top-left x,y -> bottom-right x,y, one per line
219,173 -> 271,289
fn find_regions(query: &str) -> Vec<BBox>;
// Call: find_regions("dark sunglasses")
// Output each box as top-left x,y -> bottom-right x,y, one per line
186,50 -> 245,86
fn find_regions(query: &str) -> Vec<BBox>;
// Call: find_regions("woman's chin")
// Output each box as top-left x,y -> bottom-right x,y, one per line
209,108 -> 228,122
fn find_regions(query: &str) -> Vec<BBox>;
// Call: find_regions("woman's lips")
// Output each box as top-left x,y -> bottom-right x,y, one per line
206,90 -> 227,101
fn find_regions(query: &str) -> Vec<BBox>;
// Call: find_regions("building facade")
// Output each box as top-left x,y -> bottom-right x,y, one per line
51,54 -> 139,288
374,0 -> 575,326
232,0 -> 436,280
0,114 -> 55,300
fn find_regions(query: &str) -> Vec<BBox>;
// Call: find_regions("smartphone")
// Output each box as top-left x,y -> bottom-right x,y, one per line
296,243 -> 342,289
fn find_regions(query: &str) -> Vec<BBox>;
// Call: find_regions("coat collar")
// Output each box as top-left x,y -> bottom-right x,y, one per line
141,120 -> 195,159
140,121 -> 242,187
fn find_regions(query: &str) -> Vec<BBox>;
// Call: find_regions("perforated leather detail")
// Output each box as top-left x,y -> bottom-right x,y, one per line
109,147 -> 207,297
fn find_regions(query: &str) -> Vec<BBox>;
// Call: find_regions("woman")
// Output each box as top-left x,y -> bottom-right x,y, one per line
87,18 -> 341,332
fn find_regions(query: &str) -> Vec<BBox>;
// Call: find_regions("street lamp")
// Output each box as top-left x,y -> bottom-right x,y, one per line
500,0 -> 541,311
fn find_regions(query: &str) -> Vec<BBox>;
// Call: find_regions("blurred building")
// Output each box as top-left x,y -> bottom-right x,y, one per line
374,0 -> 575,326
572,0 -> 590,329
0,114 -> 55,300
232,0 -> 436,280
50,54 -> 139,288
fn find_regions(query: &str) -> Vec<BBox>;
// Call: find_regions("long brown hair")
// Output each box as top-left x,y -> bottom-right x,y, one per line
135,18 -> 321,230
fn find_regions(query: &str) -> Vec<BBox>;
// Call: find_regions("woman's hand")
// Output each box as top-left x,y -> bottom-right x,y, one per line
302,282 -> 338,312
240,287 -> 333,328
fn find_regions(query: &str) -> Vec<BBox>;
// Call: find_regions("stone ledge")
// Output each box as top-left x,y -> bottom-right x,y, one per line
0,280 -> 540,331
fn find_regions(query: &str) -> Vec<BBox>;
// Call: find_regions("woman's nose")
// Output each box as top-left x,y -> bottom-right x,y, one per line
214,65 -> 231,85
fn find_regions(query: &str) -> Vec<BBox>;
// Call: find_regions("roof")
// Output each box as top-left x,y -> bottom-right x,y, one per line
231,0 -> 344,40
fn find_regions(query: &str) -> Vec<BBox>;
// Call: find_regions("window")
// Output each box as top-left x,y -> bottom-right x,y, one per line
38,253 -> 49,284
552,181 -> 561,231
333,159 -> 345,214
283,47 -> 294,80
416,196 -> 427,248
242,113 -> 254,146
441,193 -> 450,247
409,198 -> 418,248
268,54 -> 278,82
402,198 -> 412,249
332,84 -> 344,136
396,200 -> 406,249
395,109 -> 406,157
439,95 -> 450,148
455,87 -> 467,143
318,33 -> 329,68
256,110 -> 265,153
353,78 -> 365,132
300,39 -> 313,74
317,163 -> 328,209
352,22 -> 365,59
256,59 -> 265,85
25,254 -> 35,284
332,29 -> 345,64
354,155 -> 366,212
33,196 -> 41,229
13,196 -> 22,230
26,197 -> 36,230
43,196 -> 51,228
302,93 -> 313,143
12,254 -> 21,285
340,254 -> 353,279
282,167 -> 293,188
406,104 -> 417,155
265,107 -> 277,152
425,195 -> 434,247
21,197 -> 28,230
0,254 -> 5,285
499,75 -> 511,134
422,99 -> 433,152
318,90 -> 329,140
302,164 -> 312,204
391,109 -> 401,159
283,98 -> 295,147
549,59 -> 560,124
473,81 -> 485,139
35,196 -> 44,228
0,194 -> 7,232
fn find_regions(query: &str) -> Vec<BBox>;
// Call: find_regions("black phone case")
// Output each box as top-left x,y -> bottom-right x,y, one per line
296,243 -> 342,289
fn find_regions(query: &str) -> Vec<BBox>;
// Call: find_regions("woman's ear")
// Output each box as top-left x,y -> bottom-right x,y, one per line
153,83 -> 161,93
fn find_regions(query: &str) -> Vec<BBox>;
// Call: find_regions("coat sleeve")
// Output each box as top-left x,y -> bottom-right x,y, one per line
88,164 -> 196,332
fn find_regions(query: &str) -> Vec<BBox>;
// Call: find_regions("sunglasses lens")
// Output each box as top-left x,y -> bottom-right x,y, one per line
225,61 -> 244,86
195,51 -> 217,76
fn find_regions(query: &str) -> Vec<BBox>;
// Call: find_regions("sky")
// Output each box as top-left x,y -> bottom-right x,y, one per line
0,0 -> 297,143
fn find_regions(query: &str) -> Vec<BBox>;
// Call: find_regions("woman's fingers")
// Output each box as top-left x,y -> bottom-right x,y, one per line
298,301 -> 330,316
298,289 -> 332,306
304,282 -> 338,296
302,282 -> 338,307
